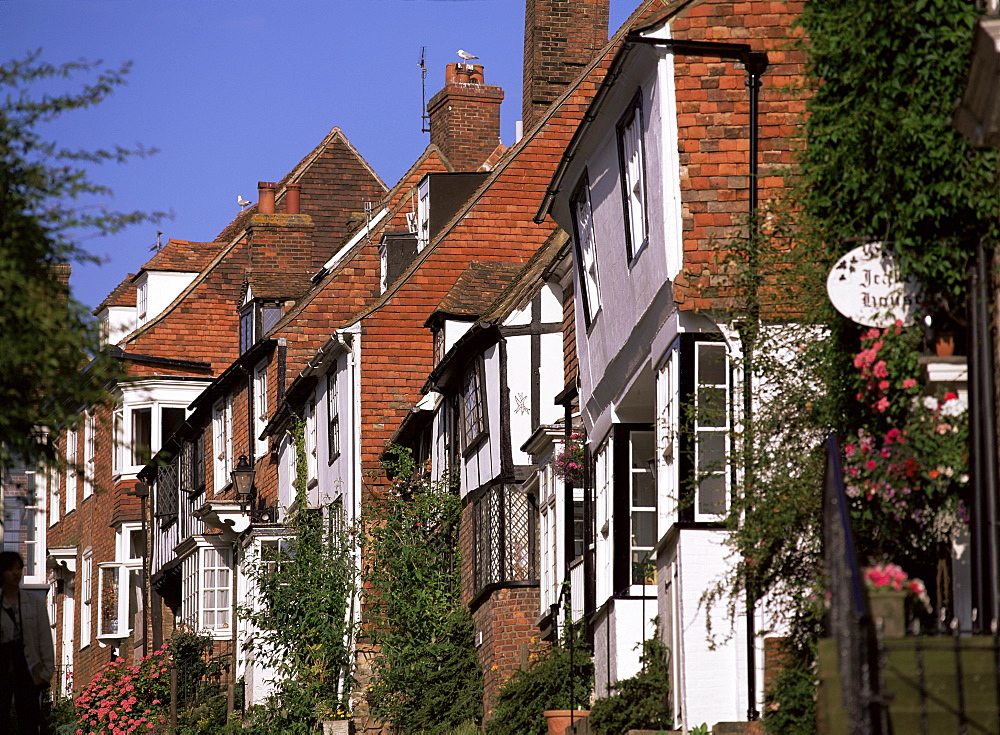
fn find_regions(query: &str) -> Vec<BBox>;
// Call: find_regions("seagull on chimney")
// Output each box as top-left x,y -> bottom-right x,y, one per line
456,49 -> 478,61
238,195 -> 252,209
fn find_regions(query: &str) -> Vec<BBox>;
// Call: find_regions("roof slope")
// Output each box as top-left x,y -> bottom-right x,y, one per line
215,128 -> 388,262
137,239 -> 220,274
431,261 -> 525,322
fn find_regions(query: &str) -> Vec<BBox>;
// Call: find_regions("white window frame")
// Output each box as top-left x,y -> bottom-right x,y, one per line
136,280 -> 148,325
115,401 -> 188,478
571,176 -> 601,326
618,92 -> 648,262
628,429 -> 656,589
48,466 -> 60,526
180,540 -> 233,639
97,523 -> 144,641
80,548 -> 92,648
378,240 -> 389,294
327,371 -> 341,463
65,428 -> 77,513
112,403 -> 124,475
417,177 -> 430,251
305,399 -> 318,483
83,411 -> 95,499
254,361 -> 269,459
694,341 -> 730,520
212,397 -> 233,493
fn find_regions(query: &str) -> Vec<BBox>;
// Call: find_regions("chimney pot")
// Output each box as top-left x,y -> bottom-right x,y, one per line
258,181 -> 276,214
285,183 -> 301,215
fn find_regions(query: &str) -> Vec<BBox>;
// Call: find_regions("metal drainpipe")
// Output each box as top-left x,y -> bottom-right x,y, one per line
743,55 -> 766,723
970,240 -> 999,625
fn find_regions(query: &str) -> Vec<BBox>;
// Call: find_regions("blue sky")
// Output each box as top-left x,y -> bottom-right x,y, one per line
5,1 -> 636,310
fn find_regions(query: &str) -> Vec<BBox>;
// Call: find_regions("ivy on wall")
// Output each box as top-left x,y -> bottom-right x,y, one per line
363,445 -> 484,733
799,0 -> 999,310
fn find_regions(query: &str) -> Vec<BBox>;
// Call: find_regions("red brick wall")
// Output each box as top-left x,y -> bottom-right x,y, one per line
522,0 -> 609,131
669,0 -> 809,317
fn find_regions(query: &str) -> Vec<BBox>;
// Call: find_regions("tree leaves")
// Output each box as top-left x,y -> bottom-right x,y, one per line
0,51 -> 166,468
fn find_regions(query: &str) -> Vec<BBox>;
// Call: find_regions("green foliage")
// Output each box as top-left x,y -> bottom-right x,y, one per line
762,640 -> 817,735
486,621 -> 593,735
239,417 -> 358,733
42,690 -> 78,734
588,633 -> 672,735
798,0 -> 999,310
0,51 -> 165,469
364,445 -> 483,733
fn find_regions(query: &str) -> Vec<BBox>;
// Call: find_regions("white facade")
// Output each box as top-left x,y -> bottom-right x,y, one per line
545,24 -> 768,725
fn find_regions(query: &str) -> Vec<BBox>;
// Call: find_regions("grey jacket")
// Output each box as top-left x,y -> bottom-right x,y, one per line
19,589 -> 55,686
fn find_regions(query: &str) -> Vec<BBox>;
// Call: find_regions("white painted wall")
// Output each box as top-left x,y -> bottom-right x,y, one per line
135,270 -> 199,327
656,528 -> 753,729
592,598 -> 659,698
99,305 -> 136,346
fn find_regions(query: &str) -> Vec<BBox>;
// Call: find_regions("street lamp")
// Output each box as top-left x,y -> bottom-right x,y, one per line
231,455 -> 255,511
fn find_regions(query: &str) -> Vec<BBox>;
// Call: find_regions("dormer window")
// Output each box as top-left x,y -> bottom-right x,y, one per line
239,300 -> 283,354
433,327 -> 445,365
136,281 -> 148,325
417,177 -> 430,251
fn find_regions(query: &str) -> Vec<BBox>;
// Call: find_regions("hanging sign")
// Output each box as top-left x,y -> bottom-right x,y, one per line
826,242 -> 922,327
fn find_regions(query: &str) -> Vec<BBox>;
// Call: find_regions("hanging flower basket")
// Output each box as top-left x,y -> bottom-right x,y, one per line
553,432 -> 587,485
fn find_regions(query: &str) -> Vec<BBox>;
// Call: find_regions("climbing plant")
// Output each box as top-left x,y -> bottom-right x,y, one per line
702,3 -> 993,731
798,0 -> 999,311
363,445 -> 483,733
240,415 -> 358,733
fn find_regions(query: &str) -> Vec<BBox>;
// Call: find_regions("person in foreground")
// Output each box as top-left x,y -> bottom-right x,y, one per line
0,551 -> 54,734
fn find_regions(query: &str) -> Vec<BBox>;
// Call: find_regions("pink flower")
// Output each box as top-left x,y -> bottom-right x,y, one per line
872,361 -> 888,378
875,397 -> 890,413
902,378 -> 916,389
944,391 -> 958,401
845,443 -> 857,457
865,459 -> 877,471
878,380 -> 889,391
885,428 -> 901,444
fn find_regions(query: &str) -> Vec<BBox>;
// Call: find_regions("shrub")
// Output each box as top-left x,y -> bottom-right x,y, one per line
486,623 -> 593,735
588,634 -> 672,735
74,646 -> 171,734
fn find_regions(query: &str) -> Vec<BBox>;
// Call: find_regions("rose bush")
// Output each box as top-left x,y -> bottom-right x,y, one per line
74,646 -> 170,734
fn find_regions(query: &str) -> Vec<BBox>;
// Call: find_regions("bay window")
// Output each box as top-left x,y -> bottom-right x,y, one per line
472,484 -> 538,595
181,541 -> 233,637
114,402 -> 186,476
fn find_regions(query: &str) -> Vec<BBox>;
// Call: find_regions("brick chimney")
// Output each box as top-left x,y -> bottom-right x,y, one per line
522,0 -> 609,131
427,63 -> 504,171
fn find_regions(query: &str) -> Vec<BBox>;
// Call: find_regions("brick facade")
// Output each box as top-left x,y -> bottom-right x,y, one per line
668,1 -> 809,318
522,0 -> 609,131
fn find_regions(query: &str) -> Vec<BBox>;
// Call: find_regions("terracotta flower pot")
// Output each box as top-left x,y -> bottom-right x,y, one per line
543,709 -> 590,735
934,332 -> 955,357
